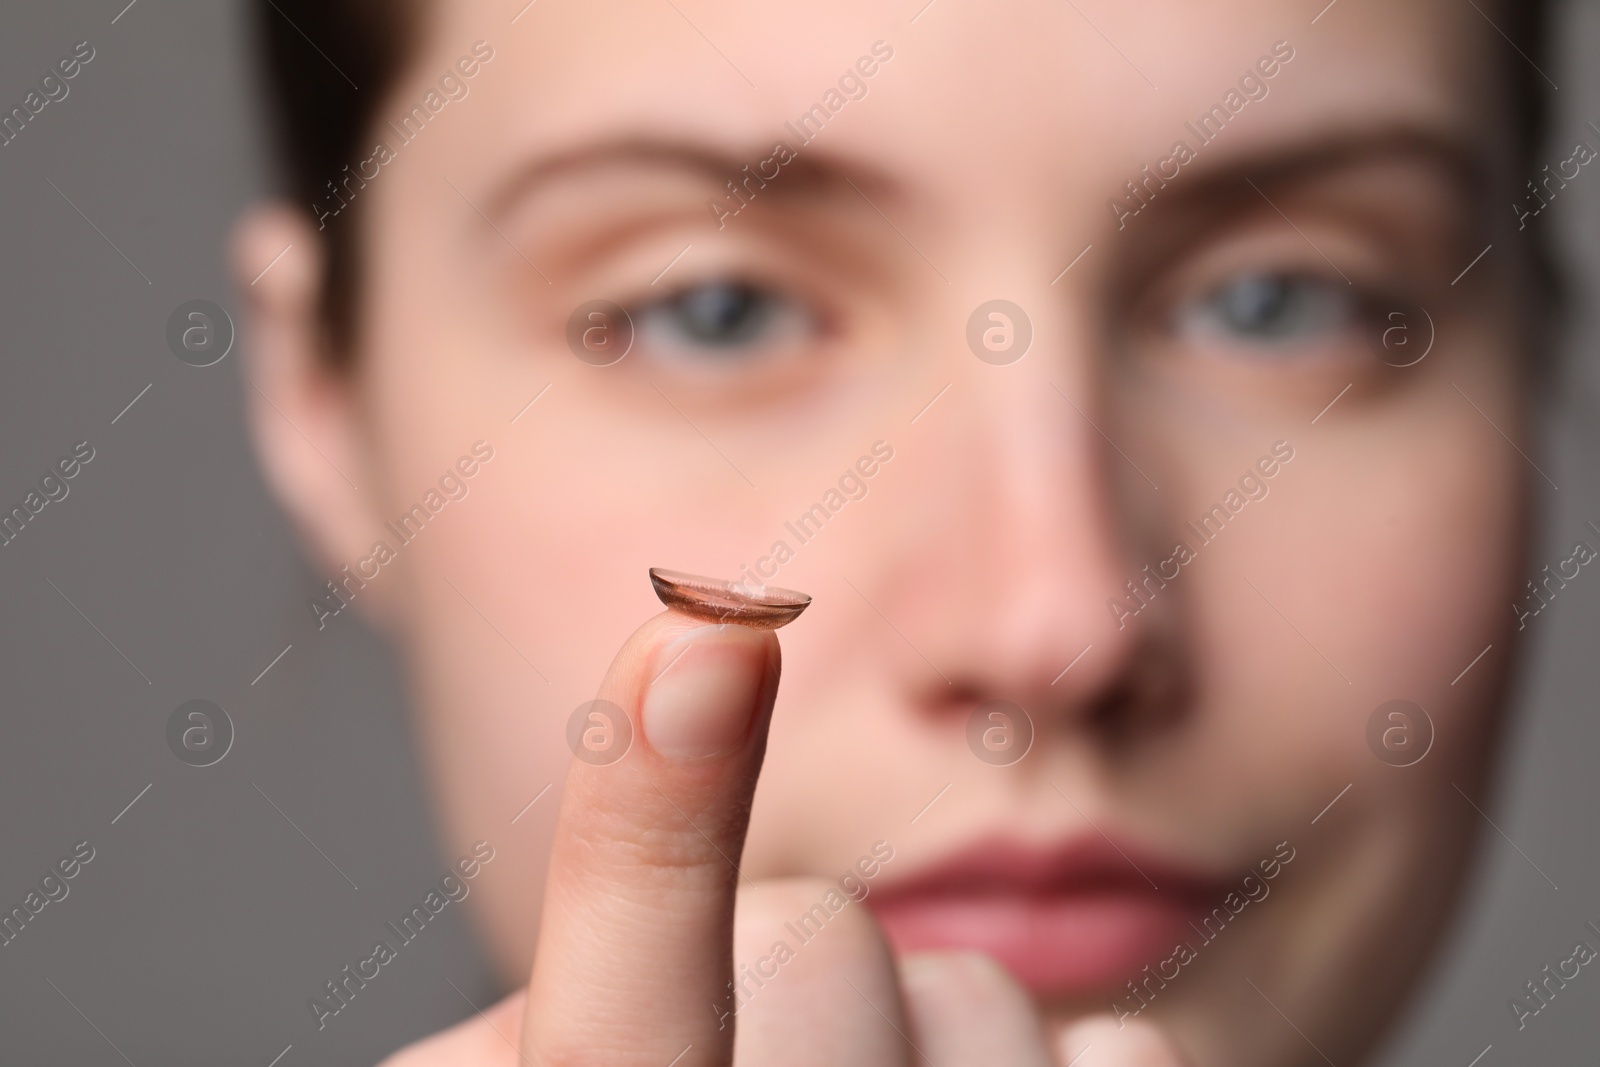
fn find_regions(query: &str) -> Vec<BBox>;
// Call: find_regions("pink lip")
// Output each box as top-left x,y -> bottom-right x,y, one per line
866,837 -> 1227,998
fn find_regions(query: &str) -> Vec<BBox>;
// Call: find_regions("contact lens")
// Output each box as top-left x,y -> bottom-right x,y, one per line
648,568 -> 812,629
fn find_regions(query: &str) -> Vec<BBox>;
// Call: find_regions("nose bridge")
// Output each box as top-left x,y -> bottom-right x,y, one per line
973,353 -> 1085,600
990,320 -> 1121,601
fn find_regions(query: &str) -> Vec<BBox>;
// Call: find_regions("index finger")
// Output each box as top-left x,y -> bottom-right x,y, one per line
520,610 -> 783,1066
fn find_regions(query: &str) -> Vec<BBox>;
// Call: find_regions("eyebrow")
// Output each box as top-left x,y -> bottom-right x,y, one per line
482,137 -> 902,218
481,123 -> 1489,242
1143,124 -> 1491,217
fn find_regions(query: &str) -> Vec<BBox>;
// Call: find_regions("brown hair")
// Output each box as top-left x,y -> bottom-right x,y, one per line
251,1 -> 1553,365
251,0 -> 418,362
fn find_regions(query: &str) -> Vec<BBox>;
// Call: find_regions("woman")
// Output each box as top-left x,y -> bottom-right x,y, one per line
235,0 -> 1553,1062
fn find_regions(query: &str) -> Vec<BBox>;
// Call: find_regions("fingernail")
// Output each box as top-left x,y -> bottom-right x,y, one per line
641,626 -> 772,762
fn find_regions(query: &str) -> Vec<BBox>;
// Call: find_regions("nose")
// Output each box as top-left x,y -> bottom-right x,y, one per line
860,301 -> 1174,736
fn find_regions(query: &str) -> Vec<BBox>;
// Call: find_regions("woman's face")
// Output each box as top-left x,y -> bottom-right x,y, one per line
242,0 -> 1533,1063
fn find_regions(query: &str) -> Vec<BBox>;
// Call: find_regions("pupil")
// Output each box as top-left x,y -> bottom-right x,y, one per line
1224,276 -> 1291,332
677,283 -> 764,345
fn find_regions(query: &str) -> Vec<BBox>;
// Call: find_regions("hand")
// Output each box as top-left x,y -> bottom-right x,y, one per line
379,613 -> 1191,1066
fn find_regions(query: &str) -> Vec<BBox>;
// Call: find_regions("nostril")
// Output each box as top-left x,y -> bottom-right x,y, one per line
1087,631 -> 1194,740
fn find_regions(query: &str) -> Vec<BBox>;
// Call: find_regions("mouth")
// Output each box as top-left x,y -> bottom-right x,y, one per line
865,835 -> 1229,998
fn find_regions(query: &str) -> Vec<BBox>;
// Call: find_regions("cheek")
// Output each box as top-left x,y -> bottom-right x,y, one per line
1296,410 -> 1525,741
1185,391 -> 1526,821
1341,466 -> 1522,696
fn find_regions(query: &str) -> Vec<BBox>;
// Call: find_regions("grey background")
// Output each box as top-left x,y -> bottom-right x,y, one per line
0,2 -> 1593,1064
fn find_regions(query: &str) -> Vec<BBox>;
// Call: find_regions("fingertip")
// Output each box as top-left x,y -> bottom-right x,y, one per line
1056,1014 -> 1191,1067
597,613 -> 780,766
641,624 -> 773,762
899,951 -> 1053,1067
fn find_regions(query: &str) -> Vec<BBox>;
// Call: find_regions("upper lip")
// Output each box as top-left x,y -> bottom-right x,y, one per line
868,834 -> 1230,904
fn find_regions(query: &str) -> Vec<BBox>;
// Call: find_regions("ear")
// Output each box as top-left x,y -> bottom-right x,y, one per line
232,204 -> 395,626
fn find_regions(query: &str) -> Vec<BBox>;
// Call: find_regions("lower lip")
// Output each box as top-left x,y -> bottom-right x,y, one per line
870,891 -> 1201,996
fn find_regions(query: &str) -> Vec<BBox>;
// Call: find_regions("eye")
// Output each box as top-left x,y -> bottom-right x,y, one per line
1176,272 -> 1358,348
633,280 -> 814,360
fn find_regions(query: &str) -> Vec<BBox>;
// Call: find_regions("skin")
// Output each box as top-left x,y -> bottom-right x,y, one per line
235,0 -> 1536,1063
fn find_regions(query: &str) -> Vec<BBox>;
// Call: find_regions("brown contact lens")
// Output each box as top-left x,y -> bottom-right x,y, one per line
649,568 -> 812,629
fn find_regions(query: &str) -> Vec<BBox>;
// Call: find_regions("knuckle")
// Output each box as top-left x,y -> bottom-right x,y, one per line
579,819 -> 738,881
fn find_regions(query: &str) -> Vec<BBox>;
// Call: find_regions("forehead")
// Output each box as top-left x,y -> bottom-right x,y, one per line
401,0 -> 1500,220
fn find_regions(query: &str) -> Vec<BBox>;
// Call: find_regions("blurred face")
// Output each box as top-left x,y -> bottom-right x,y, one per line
246,1 -> 1535,1063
